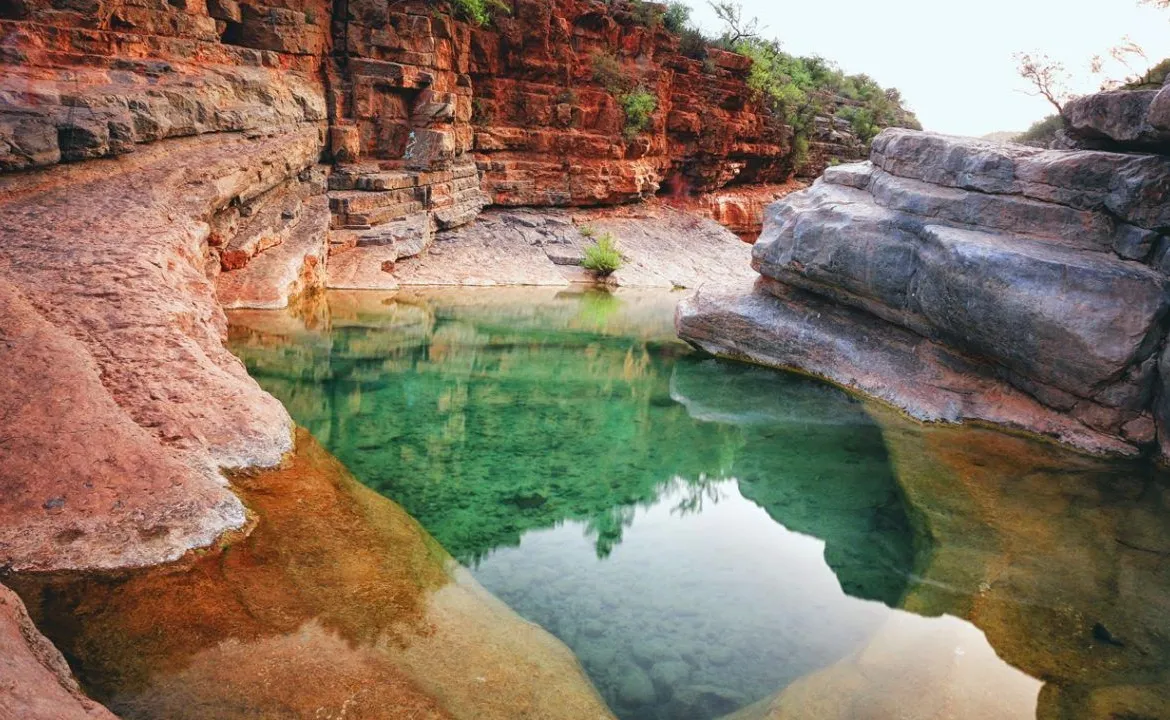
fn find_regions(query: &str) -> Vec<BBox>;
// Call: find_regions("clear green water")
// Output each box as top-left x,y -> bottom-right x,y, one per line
227,288 -> 1170,720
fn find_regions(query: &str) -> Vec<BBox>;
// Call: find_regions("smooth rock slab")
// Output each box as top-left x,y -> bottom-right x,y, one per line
0,128 -> 323,571
753,179 -> 1169,410
675,279 -> 1137,456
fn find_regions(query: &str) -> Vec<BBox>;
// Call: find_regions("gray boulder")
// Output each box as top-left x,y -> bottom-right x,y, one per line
679,125 -> 1170,457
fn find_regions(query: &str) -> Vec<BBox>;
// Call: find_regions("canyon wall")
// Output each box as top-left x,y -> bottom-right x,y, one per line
679,82 -> 1170,459
1,0 -> 902,305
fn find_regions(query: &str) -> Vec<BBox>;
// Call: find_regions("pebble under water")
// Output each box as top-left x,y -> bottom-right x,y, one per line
225,287 -> 1170,720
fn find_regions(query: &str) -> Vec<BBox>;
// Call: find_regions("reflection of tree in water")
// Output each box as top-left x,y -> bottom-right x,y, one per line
670,474 -> 728,519
232,296 -> 915,605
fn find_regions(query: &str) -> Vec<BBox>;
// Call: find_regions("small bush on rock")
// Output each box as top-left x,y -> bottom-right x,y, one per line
621,88 -> 658,138
1015,114 -> 1065,148
630,0 -> 664,28
592,50 -> 630,94
582,232 -> 623,276
449,0 -> 509,26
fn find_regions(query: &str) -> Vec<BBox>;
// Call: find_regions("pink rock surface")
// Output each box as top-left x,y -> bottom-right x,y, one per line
0,127 -> 323,572
0,583 -> 118,720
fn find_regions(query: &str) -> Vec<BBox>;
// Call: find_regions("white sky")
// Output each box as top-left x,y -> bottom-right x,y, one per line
683,0 -> 1170,137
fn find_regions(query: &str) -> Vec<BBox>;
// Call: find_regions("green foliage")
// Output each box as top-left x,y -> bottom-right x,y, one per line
630,0 -> 664,28
582,232 -> 624,276
836,106 -> 880,144
621,87 -> 658,138
726,32 -> 918,170
1014,113 -> 1065,148
578,224 -> 597,238
679,27 -> 709,60
592,52 -> 657,139
592,50 -> 630,94
663,2 -> 691,33
1122,57 -> 1170,89
448,0 -> 509,26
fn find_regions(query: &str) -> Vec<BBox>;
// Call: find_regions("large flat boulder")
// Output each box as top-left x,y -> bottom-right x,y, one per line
871,129 -> 1170,235
1064,88 -> 1170,152
679,127 -> 1170,456
752,177 -> 1168,414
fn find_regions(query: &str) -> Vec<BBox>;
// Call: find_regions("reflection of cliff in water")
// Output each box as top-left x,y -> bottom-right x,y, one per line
230,290 -> 913,585
728,411 -> 1170,720
7,430 -> 613,720
670,359 -> 917,609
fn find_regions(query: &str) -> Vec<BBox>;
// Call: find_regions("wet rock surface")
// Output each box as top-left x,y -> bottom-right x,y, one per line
678,123 -> 1170,457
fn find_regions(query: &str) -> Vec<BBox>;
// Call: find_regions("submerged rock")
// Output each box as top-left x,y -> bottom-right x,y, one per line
8,430 -> 615,720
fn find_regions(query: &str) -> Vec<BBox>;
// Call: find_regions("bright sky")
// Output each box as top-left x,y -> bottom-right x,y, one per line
683,0 -> 1170,137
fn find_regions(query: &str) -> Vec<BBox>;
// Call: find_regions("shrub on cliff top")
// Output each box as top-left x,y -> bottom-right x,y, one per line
630,0 -> 664,28
1015,114 -> 1065,148
448,0 -> 509,26
582,233 -> 624,276
663,2 -> 691,33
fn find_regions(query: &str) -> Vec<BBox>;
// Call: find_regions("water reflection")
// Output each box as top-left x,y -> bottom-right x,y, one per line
227,288 -> 1170,720
14,288 -> 1164,720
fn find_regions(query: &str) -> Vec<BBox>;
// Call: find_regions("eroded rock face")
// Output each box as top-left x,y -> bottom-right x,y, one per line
0,129 -> 325,572
678,126 -> 1170,457
0,583 -> 118,720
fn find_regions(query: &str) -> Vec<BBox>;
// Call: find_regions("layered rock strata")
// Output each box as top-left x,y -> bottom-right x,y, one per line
1063,76 -> 1170,152
679,126 -> 1170,457
326,204 -> 755,289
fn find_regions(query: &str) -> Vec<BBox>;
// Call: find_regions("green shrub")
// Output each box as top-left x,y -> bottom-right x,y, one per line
1015,114 -> 1065,147
630,0 -> 663,28
621,87 -> 658,138
836,106 -> 880,144
1122,58 -> 1170,89
578,224 -> 597,238
582,232 -> 623,276
679,27 -> 709,60
449,0 -> 509,26
592,50 -> 630,94
663,1 -> 691,33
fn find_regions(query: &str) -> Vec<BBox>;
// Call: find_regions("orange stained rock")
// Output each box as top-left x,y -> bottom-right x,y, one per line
8,429 -> 615,720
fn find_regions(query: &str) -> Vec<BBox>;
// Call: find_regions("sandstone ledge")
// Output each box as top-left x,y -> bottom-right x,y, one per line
0,127 -> 325,572
676,279 -> 1138,457
326,205 -> 757,290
